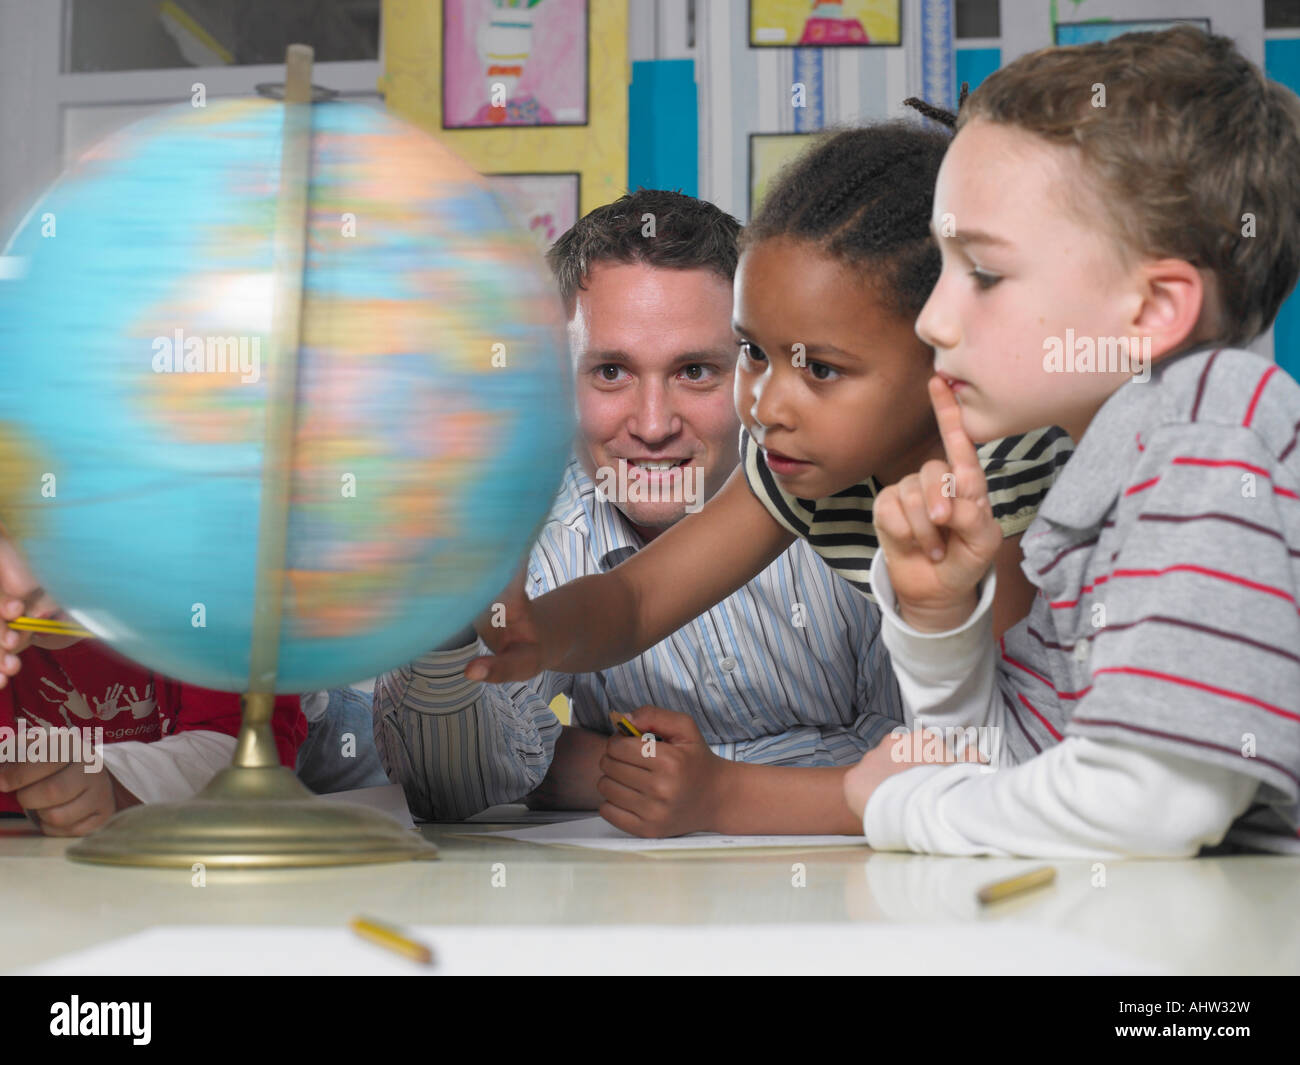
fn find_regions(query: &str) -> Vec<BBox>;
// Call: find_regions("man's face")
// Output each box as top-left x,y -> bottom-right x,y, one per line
917,118 -> 1144,444
569,261 -> 739,540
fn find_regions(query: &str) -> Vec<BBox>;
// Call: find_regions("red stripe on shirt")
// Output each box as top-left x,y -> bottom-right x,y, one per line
1171,456 -> 1270,477
1001,638 -> 1092,699
1092,666 -> 1300,723
1243,365 -> 1279,428
1124,476 -> 1160,496
1015,692 -> 1064,742
1051,563 -> 1296,609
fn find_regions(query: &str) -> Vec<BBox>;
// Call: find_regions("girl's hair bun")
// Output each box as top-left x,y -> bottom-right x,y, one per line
901,82 -> 968,128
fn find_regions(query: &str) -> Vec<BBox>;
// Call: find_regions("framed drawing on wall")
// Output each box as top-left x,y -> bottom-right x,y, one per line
442,0 -> 589,128
1055,17 -> 1210,46
749,132 -> 820,220
749,0 -> 901,48
485,172 -> 581,254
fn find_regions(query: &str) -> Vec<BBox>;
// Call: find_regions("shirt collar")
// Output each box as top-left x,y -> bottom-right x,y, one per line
568,459 -> 648,570
1034,349 -> 1206,531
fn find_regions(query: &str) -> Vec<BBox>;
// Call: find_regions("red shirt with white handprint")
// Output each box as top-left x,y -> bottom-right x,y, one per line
0,640 -> 306,814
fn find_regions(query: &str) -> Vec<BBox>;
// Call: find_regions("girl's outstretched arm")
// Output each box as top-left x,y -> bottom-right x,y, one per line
466,466 -> 795,683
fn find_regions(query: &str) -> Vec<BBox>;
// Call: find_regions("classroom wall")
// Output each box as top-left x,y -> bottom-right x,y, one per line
1266,35 -> 1300,381
624,0 -> 1300,374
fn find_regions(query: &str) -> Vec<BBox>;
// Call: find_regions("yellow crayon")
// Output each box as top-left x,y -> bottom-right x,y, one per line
349,916 -> 434,965
977,865 -> 1056,905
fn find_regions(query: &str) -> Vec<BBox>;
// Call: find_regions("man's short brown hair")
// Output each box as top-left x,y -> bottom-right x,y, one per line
546,189 -> 741,315
959,24 -> 1300,346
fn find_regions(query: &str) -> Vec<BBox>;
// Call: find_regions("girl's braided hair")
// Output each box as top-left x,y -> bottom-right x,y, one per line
740,86 -> 969,320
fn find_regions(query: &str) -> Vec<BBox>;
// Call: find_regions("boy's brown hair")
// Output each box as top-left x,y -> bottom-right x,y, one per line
959,25 -> 1300,346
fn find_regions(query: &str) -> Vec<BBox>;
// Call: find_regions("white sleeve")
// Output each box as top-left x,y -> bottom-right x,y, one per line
868,548 -> 1004,733
100,731 -> 237,805
863,735 -> 1261,858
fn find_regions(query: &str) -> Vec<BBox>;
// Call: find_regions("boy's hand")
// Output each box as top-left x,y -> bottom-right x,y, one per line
873,376 -> 1003,632
597,707 -> 730,838
843,725 -> 986,822
0,736 -> 139,836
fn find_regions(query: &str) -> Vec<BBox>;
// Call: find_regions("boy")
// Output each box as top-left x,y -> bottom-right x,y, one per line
0,531 -> 306,835
845,26 -> 1300,856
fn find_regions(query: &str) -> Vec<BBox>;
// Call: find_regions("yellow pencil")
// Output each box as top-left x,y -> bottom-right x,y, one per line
349,916 -> 435,965
613,714 -> 643,738
977,865 -> 1056,905
7,616 -> 95,639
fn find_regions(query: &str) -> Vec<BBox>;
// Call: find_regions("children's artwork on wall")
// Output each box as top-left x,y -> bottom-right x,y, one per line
1055,17 -> 1210,46
749,132 -> 820,217
442,0 -> 588,128
749,0 -> 901,48
485,172 -> 580,254
384,0 -> 624,218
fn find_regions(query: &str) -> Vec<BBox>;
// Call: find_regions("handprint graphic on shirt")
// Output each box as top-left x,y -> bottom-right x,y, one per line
122,685 -> 154,719
38,676 -> 92,727
38,677 -> 155,726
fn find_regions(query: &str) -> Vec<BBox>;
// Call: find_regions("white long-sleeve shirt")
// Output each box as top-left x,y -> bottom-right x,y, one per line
101,732 -> 236,804
861,348 -> 1300,857
863,550 -> 1260,858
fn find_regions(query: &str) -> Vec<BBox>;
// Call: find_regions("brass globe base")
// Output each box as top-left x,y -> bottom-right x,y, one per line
66,765 -> 439,869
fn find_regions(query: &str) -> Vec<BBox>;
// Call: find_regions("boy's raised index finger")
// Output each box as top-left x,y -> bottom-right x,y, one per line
928,375 -> 983,481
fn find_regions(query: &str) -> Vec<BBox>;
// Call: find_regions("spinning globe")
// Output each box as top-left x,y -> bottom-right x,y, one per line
0,98 -> 573,693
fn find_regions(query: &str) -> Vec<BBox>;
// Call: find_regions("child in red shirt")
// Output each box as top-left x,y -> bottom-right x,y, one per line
0,534 -> 305,835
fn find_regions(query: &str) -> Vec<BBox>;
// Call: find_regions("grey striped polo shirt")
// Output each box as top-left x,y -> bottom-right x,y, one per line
994,346 -> 1300,852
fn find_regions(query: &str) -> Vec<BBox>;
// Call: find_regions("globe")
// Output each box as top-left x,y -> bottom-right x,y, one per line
0,98 -> 573,693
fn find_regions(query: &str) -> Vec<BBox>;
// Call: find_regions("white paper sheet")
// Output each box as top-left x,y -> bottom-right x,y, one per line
21,922 -> 1164,976
457,815 -> 867,852
460,804 -> 596,824
317,783 -> 416,829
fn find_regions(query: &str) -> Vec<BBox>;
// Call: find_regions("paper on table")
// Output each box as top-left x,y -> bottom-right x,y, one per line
21,922 -> 1164,976
317,783 -> 416,829
456,815 -> 867,852
460,804 -> 595,824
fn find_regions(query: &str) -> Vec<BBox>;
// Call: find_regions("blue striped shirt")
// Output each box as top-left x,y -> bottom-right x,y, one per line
373,457 -> 905,819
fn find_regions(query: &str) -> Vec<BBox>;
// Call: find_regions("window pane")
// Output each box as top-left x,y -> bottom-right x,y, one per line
1266,0 -> 1300,30
955,0 -> 999,39
63,0 -> 379,73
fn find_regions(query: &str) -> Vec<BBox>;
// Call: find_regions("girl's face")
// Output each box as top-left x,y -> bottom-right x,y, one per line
733,236 -> 943,500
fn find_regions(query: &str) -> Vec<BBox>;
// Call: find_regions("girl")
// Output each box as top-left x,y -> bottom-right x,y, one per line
467,105 -> 1072,832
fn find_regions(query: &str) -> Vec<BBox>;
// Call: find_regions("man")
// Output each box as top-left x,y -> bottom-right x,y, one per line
373,189 -> 902,834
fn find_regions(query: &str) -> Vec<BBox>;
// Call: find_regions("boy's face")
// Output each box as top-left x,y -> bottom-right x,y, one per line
917,119 -> 1146,443
734,237 -> 942,499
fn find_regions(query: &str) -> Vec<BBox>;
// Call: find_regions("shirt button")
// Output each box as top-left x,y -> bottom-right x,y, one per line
1073,641 -> 1090,662
719,656 -> 738,672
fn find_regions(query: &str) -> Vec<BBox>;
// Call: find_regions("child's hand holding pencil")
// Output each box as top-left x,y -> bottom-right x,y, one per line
0,530 -> 84,688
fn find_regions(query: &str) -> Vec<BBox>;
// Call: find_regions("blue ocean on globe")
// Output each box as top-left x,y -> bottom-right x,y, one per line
0,98 -> 573,692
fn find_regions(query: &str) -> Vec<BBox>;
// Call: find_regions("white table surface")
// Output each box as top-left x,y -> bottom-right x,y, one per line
3,815 -> 1296,974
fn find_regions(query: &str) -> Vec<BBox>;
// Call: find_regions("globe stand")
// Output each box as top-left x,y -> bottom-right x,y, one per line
68,44 -> 438,868
67,694 -> 438,868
